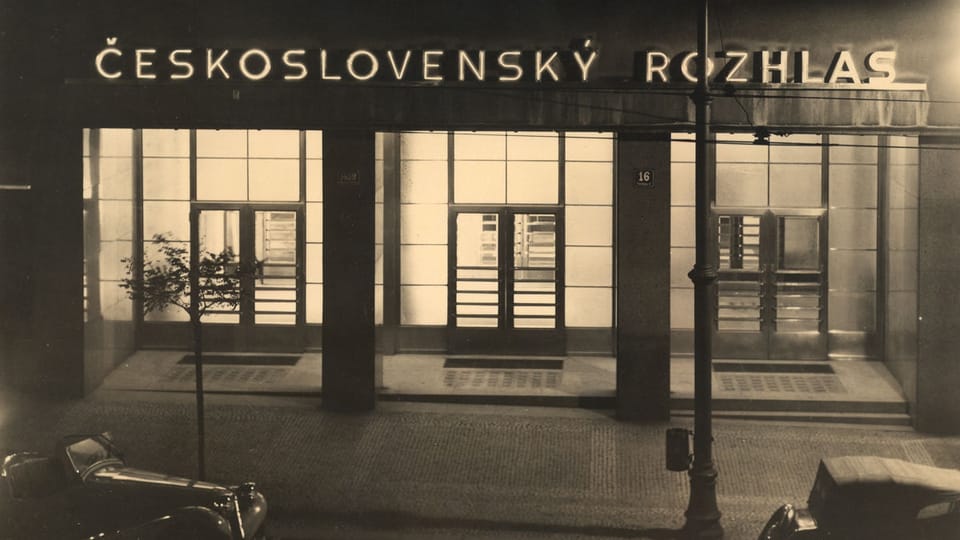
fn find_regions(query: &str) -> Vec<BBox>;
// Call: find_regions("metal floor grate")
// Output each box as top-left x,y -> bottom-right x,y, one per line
163,366 -> 288,384
443,369 -> 562,390
716,373 -> 846,394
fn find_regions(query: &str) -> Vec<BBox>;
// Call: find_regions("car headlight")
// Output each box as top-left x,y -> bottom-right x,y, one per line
213,493 -> 245,539
236,482 -> 258,502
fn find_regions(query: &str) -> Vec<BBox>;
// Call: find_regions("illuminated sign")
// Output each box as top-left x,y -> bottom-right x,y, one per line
640,49 -> 912,88
94,38 -> 600,83
92,37 -> 919,89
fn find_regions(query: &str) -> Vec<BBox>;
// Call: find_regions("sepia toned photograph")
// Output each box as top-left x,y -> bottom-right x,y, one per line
1,0 -> 959,538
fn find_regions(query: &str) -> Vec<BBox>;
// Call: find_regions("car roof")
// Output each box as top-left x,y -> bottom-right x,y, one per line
822,456 -> 960,498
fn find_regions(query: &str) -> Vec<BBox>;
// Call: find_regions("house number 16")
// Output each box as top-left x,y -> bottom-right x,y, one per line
635,169 -> 655,187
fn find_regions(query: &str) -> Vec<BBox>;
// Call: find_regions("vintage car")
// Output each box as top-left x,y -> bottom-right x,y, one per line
759,455 -> 960,540
0,433 -> 267,539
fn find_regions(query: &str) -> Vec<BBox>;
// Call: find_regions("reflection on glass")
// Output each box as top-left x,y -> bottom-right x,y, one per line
718,215 -> 760,270
780,217 -> 819,270
198,210 -> 240,324
513,214 -> 556,329
255,211 -> 297,325
456,213 -> 499,328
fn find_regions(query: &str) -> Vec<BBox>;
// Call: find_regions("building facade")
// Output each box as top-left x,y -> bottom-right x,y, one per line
2,0 -> 959,431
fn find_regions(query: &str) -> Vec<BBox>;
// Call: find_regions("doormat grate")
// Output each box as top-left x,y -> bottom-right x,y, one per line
444,358 -> 564,370
164,366 -> 288,384
443,370 -> 562,389
714,362 -> 834,374
716,373 -> 846,394
178,354 -> 300,366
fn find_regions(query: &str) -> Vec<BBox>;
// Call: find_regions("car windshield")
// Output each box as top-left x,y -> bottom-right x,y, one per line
65,437 -> 121,475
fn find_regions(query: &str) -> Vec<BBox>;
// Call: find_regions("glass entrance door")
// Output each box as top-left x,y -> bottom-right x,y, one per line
714,211 -> 826,359
196,205 -> 304,351
448,208 -> 564,355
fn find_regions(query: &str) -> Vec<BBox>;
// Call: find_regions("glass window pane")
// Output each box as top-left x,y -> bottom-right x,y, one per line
98,240 -> 132,281
456,213 -> 498,268
671,163 -> 695,206
145,302 -> 190,322
830,209 -> 876,249
143,201 -> 189,240
401,132 -> 448,160
828,291 -> 875,331
780,217 -> 819,270
306,283 -> 322,323
249,130 -> 299,158
96,129 -> 135,157
565,132 -> 613,162
376,163 -> 384,204
454,161 -> 505,204
507,161 -> 559,204
306,159 -> 323,202
455,132 -> 505,160
305,130 -> 323,159
305,243 -> 322,283
98,201 -> 133,241
514,214 -> 556,271
717,163 -> 767,207
565,162 -> 613,205
830,164 -> 877,208
769,134 -> 821,163
671,288 -> 694,329
888,209 -> 918,251
887,165 -> 918,210
375,284 -> 383,325
85,157 -> 135,200
143,129 -> 190,157
249,159 -> 300,201
716,134 -> 767,162
255,211 -> 296,270
401,245 -> 447,285
671,206 -> 696,247
671,135 -> 695,162
401,204 -> 447,245
566,206 -> 612,246
143,158 -> 190,200
769,164 -> 821,208
566,246 -> 611,287
829,135 -> 877,164
401,285 -> 447,325
888,136 -> 919,165
199,210 -> 240,256
888,251 -> 917,292
197,129 -> 247,158
507,131 -> 558,161
401,161 -> 448,203
197,159 -> 247,200
671,248 -> 695,288
566,287 -> 612,327
306,203 -> 322,243
718,215 -> 761,270
376,203 -> 384,245
375,245 -> 383,285
829,250 -> 876,291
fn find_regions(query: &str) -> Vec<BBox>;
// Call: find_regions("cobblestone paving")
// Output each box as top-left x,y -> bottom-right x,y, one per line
1,391 -> 958,540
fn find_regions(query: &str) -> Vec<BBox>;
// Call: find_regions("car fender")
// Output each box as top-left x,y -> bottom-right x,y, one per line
167,506 -> 234,538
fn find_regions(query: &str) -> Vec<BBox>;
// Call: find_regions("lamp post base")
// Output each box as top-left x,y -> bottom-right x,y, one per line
682,465 -> 723,539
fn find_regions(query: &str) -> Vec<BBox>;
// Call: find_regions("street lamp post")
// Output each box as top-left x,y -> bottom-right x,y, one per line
683,0 -> 723,537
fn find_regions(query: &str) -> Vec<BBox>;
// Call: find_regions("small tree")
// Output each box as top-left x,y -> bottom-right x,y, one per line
120,233 -> 241,480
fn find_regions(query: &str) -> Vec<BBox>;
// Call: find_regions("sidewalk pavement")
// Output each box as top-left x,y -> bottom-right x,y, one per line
101,351 -> 908,417
2,388 -> 958,540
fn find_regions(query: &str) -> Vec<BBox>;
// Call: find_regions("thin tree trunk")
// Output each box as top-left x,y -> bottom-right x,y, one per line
193,315 -> 206,481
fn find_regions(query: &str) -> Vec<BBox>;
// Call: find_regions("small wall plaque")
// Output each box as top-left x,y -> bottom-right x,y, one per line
337,171 -> 360,185
635,169 -> 655,188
